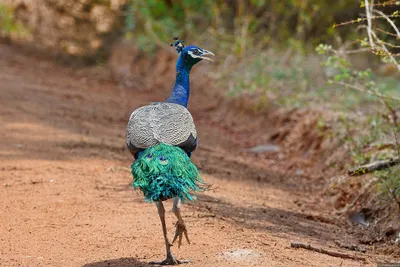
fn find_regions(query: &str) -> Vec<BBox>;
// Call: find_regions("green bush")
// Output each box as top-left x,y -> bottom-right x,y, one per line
123,0 -> 361,54
0,3 -> 27,37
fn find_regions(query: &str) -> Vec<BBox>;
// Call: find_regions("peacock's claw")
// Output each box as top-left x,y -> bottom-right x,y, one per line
172,221 -> 190,248
149,252 -> 190,265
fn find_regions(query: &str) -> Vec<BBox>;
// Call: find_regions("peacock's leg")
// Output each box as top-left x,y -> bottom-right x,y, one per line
150,201 -> 188,265
172,197 -> 190,248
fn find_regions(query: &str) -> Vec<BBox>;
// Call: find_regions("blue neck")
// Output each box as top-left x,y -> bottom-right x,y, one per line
165,56 -> 191,107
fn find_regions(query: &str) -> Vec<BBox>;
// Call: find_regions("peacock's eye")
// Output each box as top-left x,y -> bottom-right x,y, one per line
193,49 -> 200,55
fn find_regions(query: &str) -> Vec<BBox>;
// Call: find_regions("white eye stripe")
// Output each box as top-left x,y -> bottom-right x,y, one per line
188,50 -> 202,58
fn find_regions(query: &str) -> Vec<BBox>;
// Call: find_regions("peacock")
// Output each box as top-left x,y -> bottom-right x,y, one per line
126,37 -> 214,265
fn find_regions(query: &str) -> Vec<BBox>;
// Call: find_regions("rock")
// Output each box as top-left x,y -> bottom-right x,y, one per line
348,211 -> 369,227
295,168 -> 304,176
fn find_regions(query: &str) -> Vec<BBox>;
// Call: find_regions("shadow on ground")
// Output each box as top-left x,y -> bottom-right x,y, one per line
192,194 -> 343,244
83,257 -> 152,267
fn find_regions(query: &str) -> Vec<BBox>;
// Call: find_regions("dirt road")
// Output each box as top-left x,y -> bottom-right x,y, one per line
0,44 -> 386,266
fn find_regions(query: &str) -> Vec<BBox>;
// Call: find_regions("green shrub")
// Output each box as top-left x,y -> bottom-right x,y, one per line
0,4 -> 27,37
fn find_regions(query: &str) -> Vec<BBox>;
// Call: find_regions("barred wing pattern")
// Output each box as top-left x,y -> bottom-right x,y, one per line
126,103 -> 197,156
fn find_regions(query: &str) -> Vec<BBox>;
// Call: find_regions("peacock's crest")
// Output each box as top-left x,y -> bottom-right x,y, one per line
170,37 -> 185,54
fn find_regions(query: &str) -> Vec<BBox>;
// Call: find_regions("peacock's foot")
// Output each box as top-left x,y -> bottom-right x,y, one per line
149,252 -> 190,265
172,221 -> 190,248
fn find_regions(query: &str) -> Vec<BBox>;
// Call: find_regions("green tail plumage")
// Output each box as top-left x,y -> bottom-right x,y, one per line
131,143 -> 206,202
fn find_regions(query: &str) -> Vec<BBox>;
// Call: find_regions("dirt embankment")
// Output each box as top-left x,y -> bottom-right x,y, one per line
2,0 -> 126,62
0,42 -> 399,267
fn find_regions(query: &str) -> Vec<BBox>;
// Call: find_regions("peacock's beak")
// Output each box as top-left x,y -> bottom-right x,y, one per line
200,50 -> 215,62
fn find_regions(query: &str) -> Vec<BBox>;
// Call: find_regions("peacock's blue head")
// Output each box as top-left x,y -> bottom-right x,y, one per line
171,38 -> 215,69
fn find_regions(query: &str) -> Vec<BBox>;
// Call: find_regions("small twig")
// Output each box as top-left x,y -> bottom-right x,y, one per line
373,9 -> 400,38
370,0 -> 399,7
365,0 -> 375,49
290,241 -> 366,261
332,81 -> 400,102
197,213 -> 216,218
370,39 -> 400,49
341,48 -> 371,54
334,15 -> 400,28
334,240 -> 367,253
357,24 -> 400,72
354,1 -> 400,71
376,28 -> 400,38
369,28 -> 400,72
348,158 -> 400,175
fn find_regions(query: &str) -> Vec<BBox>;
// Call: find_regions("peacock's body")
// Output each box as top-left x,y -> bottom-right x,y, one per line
125,38 -> 214,265
126,102 -> 197,159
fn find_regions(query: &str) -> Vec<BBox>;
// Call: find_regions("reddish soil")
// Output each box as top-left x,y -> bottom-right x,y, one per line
0,43 -> 396,267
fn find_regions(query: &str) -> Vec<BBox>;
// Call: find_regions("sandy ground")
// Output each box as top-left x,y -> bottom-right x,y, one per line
0,44 -> 392,267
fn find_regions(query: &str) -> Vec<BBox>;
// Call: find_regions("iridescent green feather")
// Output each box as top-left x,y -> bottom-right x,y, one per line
131,143 -> 206,202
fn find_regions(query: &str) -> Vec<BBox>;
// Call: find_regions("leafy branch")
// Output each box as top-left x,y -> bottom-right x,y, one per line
318,0 -> 400,205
